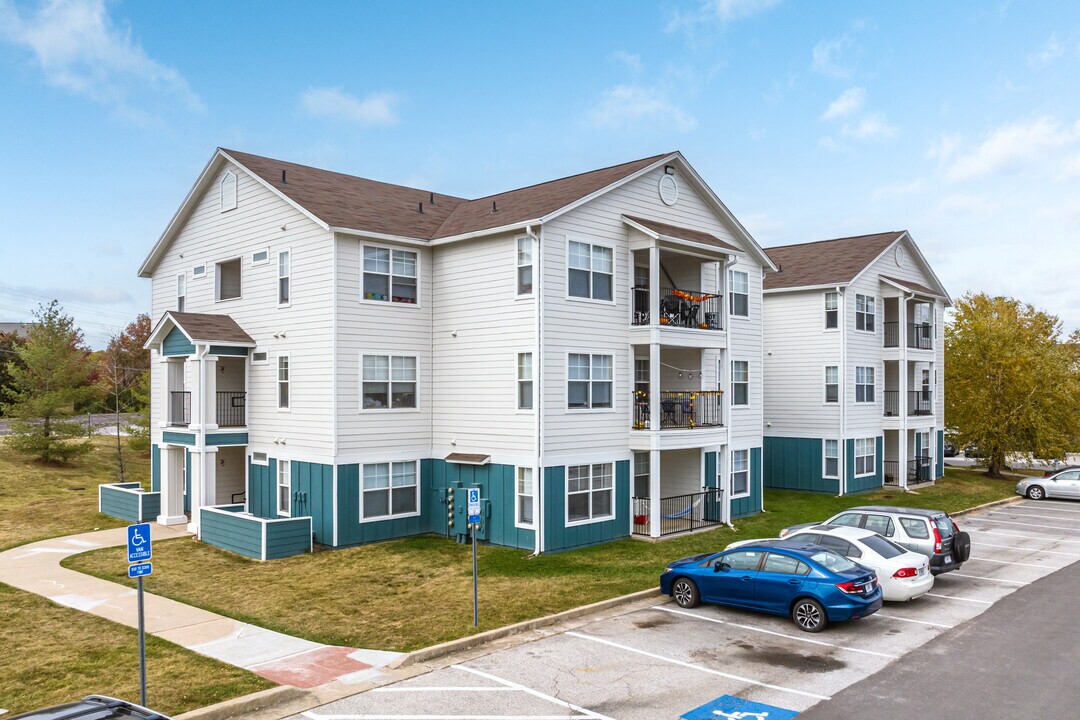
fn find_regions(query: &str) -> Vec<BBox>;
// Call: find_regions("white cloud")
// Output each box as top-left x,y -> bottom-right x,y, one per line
585,85 -> 696,133
610,50 -> 642,72
811,35 -> 852,77
1060,152 -> 1080,180
945,117 -> 1080,182
0,0 -> 203,119
927,133 -> 962,164
842,112 -> 897,141
668,0 -> 780,32
1028,34 -> 1064,67
300,87 -> 401,126
821,87 -> 865,120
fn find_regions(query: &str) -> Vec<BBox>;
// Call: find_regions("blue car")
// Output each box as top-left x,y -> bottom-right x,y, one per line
659,541 -> 883,632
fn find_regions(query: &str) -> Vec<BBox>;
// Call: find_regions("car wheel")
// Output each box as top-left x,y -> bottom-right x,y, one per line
952,531 -> 972,563
672,578 -> 700,608
792,598 -> 827,633
1027,486 -> 1045,500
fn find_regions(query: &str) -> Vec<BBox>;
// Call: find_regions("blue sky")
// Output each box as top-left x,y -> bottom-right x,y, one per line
1,0 -> 1078,347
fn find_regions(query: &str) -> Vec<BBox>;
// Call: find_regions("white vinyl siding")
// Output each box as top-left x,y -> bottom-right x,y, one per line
516,467 -> 534,527
855,366 -> 875,403
567,240 -> 613,301
855,294 -> 875,332
361,461 -> 418,520
729,270 -> 749,317
516,236 -> 533,295
855,437 -> 875,476
278,250 -> 290,305
731,450 -> 749,497
567,353 -> 613,410
362,354 -> 417,409
277,459 -> 291,516
566,463 -> 613,524
363,245 -> 418,304
517,352 -> 533,410
823,439 -> 839,478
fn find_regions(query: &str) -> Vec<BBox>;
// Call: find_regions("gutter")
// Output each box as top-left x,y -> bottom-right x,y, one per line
533,224 -> 545,556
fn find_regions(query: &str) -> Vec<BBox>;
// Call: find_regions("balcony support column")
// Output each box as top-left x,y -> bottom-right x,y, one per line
648,449 -> 661,538
157,445 -> 187,525
649,245 -> 660,328
201,355 -> 219,431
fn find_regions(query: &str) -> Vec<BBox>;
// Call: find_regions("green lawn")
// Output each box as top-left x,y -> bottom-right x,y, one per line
0,436 -> 274,715
64,467 -> 1016,653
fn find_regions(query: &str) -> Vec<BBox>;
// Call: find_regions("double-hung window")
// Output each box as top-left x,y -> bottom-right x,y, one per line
731,450 -> 749,497
516,467 -> 534,527
855,366 -> 875,403
824,291 -> 839,329
363,245 -> 417,304
567,240 -> 613,301
277,459 -> 291,516
516,237 -> 533,295
567,353 -> 612,409
825,366 -> 839,403
854,438 -> 876,476
517,353 -> 533,410
278,250 -> 290,305
855,294 -> 875,331
729,270 -> 749,317
731,361 -> 749,406
823,439 -> 839,479
362,354 -> 417,409
362,461 -> 418,519
277,355 -> 290,409
567,463 -> 613,523
176,274 -> 186,312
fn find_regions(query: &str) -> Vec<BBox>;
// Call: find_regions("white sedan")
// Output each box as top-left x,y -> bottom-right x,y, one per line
727,525 -> 933,602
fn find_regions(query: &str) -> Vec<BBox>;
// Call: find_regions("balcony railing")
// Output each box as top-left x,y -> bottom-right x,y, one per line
216,391 -> 246,427
909,456 -> 933,484
632,491 -> 725,536
883,391 -> 900,417
168,391 -> 190,426
883,321 -> 934,349
909,390 -> 933,416
632,390 -> 724,430
883,460 -> 901,486
631,287 -> 722,330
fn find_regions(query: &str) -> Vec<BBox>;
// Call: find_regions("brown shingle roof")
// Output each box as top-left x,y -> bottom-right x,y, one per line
167,312 -> 255,345
624,215 -> 740,252
763,231 -> 904,291
879,275 -> 943,298
444,453 -> 491,465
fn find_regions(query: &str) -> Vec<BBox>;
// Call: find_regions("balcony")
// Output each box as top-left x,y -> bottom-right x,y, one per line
169,391 -> 190,426
883,322 -> 934,350
883,390 -> 933,417
631,390 -> 723,430
216,391 -> 246,428
884,457 -> 933,486
631,491 -> 725,536
632,287 -> 723,331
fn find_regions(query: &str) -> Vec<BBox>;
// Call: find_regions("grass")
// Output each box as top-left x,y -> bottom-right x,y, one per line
0,435 -> 274,714
63,467 -> 1016,653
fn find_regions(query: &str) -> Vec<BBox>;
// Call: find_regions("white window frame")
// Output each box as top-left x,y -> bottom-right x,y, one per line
855,294 -> 876,332
824,365 -> 839,404
823,439 -> 839,479
634,358 -> 649,395
277,249 -> 291,306
276,354 -> 290,411
251,451 -> 268,466
565,239 -> 614,303
566,352 -> 614,412
731,360 -> 749,407
565,463 -> 615,526
824,291 -> 839,330
517,352 -> 533,411
251,249 -> 269,266
729,270 -> 749,318
634,451 -> 650,498
251,350 -> 268,365
854,437 -> 876,477
855,366 -> 875,403
516,236 -> 534,297
220,171 -> 237,212
277,459 -> 291,517
515,466 -> 534,528
192,264 -> 206,279
362,244 -> 419,306
176,273 -> 186,312
360,460 -> 420,522
215,257 -> 243,302
730,449 -> 750,499
360,353 -> 418,411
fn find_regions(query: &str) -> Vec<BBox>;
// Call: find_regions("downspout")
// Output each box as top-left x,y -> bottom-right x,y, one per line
837,286 -> 847,496
530,224 -> 544,557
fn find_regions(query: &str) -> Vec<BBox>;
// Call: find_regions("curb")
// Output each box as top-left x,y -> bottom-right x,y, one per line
390,587 -> 664,669
175,686 -> 309,720
951,494 -> 1023,518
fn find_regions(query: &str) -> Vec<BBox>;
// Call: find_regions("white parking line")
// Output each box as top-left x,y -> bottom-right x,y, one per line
565,631 -> 831,701
993,509 -> 1080,521
964,527 -> 1080,545
372,687 -> 515,693
968,555 -> 1062,569
306,715 -> 576,719
453,665 -> 615,720
868,613 -> 953,629
925,593 -> 993,605
1020,499 -> 1080,508
659,606 -> 897,659
962,517 -> 1080,531
1017,504 -> 1080,514
946,572 -> 1029,585
968,540 -> 1080,557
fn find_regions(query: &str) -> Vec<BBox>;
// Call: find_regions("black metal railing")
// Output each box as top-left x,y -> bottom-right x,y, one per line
631,490 -> 725,536
909,456 -> 933,484
909,390 -> 933,416
216,391 -> 246,427
883,460 -> 901,486
908,323 -> 933,350
883,321 -> 900,348
169,391 -> 190,426
632,390 -> 724,430
883,391 -> 900,417
631,286 -> 722,330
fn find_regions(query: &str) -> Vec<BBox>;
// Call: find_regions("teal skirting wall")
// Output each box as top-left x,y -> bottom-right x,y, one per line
936,429 -> 945,478
731,448 -> 763,519
162,327 -> 195,356
247,458 -> 277,519
763,437 -> 840,494
201,506 -> 262,558
543,461 -> 630,552
846,436 -> 885,493
245,459 -> 333,545
99,483 -> 160,522
265,517 -> 313,559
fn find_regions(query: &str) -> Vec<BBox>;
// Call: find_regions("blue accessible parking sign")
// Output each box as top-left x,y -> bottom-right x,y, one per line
681,695 -> 800,720
467,487 -> 481,525
127,523 -> 152,563
128,562 -> 153,578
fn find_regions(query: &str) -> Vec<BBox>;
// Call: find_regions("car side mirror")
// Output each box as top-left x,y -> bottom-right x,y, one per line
715,563 -> 730,572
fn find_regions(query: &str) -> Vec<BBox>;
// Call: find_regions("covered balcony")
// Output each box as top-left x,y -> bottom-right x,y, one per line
883,359 -> 935,419
630,449 -> 727,538
881,285 -> 937,351
883,429 -> 937,487
631,390 -> 723,430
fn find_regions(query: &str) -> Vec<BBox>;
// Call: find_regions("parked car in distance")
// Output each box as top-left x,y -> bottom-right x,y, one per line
780,506 -> 971,575
660,541 -> 883,633
1017,468 -> 1080,500
732,526 -> 933,602
7,696 -> 171,720
1042,465 -> 1080,478
943,442 -> 957,458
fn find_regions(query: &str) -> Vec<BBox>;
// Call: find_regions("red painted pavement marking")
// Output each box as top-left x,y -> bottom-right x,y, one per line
252,646 -> 370,688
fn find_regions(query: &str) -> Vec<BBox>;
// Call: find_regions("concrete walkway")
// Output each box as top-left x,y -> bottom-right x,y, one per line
0,525 -> 401,688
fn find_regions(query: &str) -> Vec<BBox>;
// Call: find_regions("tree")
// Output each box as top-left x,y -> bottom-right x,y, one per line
0,330 -> 26,414
945,292 -> 1080,477
98,314 -> 152,478
2,301 -> 96,463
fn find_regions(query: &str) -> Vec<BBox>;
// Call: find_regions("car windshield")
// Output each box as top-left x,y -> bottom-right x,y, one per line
860,534 -> 906,559
809,550 -> 858,573
933,515 -> 955,538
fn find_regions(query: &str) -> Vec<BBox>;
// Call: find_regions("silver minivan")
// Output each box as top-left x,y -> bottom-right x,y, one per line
781,506 -> 971,575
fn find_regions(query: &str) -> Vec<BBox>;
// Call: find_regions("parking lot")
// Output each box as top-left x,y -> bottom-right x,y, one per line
298,498 -> 1080,720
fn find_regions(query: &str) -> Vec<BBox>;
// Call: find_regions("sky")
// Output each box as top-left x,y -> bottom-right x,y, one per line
1,0 -> 1078,348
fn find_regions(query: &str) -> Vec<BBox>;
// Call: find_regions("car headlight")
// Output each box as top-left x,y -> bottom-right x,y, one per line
662,567 -> 673,574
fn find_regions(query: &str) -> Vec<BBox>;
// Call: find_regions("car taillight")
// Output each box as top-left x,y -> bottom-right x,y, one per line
932,523 -> 943,553
893,567 -> 918,579
836,580 -> 858,594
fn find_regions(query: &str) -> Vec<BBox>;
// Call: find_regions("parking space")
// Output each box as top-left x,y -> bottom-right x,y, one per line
298,500 -> 1080,720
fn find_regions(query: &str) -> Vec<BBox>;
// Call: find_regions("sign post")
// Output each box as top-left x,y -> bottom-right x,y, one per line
466,488 -> 481,627
126,523 -> 153,707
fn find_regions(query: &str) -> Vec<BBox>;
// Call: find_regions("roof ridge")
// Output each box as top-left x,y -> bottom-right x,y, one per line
766,230 -> 905,252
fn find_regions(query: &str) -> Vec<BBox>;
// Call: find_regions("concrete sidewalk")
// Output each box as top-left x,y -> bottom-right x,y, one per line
0,526 -> 401,689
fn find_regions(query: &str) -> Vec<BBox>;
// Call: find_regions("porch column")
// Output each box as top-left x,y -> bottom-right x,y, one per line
649,245 -> 660,327
157,445 -> 187,525
186,447 -> 218,533
201,356 -> 219,431
186,355 -> 202,431
649,449 -> 661,538
898,297 -> 908,488
649,343 -> 660,432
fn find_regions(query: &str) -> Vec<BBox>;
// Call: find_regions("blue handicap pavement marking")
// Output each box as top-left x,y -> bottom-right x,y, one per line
128,562 -> 153,579
682,695 -> 800,720
127,523 -> 152,563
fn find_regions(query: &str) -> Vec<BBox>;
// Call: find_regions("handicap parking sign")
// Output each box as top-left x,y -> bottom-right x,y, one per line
682,695 -> 800,720
127,523 -> 152,563
467,487 -> 481,525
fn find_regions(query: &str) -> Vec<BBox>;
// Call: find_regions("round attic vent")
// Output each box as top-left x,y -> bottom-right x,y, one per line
658,174 -> 679,206
895,246 -> 905,266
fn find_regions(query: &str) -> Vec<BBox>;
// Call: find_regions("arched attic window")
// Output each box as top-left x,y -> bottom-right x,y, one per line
220,171 -> 237,212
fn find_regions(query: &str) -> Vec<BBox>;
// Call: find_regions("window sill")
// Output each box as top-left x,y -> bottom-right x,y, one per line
359,509 -> 421,524
565,407 -> 617,414
359,298 -> 422,308
216,296 -> 243,303
565,514 -> 614,528
564,295 -> 616,306
729,492 -> 751,500
358,407 -> 422,414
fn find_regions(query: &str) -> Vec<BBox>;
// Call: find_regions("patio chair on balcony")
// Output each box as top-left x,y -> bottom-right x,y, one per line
660,399 -> 677,426
660,295 -> 684,326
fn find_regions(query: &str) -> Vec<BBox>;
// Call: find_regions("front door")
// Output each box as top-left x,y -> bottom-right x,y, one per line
701,549 -> 762,605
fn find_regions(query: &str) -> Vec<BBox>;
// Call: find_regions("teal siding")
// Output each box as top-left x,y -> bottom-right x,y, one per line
205,432 -> 249,446
703,452 -> 722,521
763,437 -> 839,494
731,448 -> 763,519
200,506 -> 263,559
846,436 -> 885,494
162,327 -> 195,356
99,483 -> 160,522
424,460 -> 533,550
936,429 -> 945,478
337,463 -> 430,546
150,444 -> 161,492
292,461 -> 333,545
264,518 -> 312,559
247,458 -> 278,519
209,345 -> 249,356
543,461 -> 630,552
162,431 -> 195,446
141,492 -> 160,519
